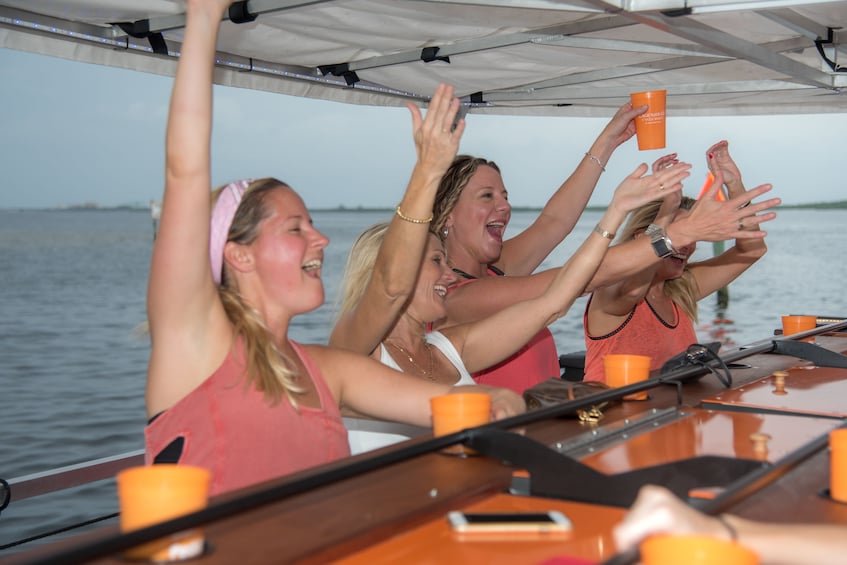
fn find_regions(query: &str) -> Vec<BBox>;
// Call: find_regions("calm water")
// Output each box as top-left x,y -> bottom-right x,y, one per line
1,207 -> 845,552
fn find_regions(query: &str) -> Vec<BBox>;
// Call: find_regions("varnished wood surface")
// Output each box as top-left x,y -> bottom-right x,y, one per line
332,493 -> 625,564
9,335 -> 847,564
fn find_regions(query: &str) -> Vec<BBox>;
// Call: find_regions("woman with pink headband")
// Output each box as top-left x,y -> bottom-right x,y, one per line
144,0 -> 523,497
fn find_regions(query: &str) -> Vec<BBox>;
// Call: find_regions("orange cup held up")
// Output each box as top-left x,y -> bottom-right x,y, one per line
117,464 -> 212,562
630,89 -> 667,150
781,315 -> 817,342
641,534 -> 759,565
829,429 -> 847,503
604,354 -> 652,400
430,392 -> 491,455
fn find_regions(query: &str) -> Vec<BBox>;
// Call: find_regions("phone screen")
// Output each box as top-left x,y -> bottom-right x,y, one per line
447,510 -> 572,535
463,513 -> 557,523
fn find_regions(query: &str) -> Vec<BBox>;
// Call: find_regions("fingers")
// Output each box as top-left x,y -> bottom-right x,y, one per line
406,101 -> 423,132
629,162 -> 650,179
706,139 -> 728,159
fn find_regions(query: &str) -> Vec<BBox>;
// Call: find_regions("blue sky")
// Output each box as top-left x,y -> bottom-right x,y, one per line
2,47 -> 845,209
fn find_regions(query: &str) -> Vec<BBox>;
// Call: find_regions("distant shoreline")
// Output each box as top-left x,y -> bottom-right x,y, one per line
3,201 -> 847,212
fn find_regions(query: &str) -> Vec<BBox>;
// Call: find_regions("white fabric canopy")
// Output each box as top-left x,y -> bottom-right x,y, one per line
2,0 -> 845,116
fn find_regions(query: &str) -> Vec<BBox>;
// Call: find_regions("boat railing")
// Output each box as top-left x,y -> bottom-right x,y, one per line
1,450 -> 144,506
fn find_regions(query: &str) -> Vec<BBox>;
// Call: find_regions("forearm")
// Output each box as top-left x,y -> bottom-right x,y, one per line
722,515 -> 847,565
538,129 -> 621,233
587,237 -> 661,293
379,163 -> 442,297
165,3 -> 224,182
500,130 -> 622,273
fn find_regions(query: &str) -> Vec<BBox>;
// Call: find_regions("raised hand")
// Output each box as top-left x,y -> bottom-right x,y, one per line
609,161 -> 691,216
651,152 -> 679,174
675,170 -> 780,242
406,83 -> 464,173
706,140 -> 742,188
598,102 -> 647,148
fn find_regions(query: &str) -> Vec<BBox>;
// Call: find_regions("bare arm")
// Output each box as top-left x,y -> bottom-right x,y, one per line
614,485 -> 847,565
498,103 -> 647,275
586,173 -> 779,293
330,85 -> 464,354
441,162 -> 689,327
448,163 -> 682,373
689,141 -> 776,298
588,167 -> 687,325
146,0 -> 234,417
307,345 -> 524,425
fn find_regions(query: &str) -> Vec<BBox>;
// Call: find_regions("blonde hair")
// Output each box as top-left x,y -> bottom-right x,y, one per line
336,222 -> 390,321
212,177 -> 305,407
432,155 -> 500,238
618,196 -> 699,323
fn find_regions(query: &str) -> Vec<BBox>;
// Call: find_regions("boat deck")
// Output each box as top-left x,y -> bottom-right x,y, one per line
8,329 -> 847,565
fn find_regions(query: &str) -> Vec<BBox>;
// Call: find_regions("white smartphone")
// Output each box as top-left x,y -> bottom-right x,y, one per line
447,510 -> 572,534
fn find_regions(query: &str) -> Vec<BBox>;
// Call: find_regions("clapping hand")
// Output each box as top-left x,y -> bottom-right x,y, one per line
407,83 -> 464,173
609,161 -> 692,216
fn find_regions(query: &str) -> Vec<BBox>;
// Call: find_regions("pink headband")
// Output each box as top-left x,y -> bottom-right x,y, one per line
210,178 -> 253,285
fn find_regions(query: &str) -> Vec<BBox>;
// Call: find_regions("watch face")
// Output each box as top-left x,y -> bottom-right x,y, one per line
651,237 -> 674,258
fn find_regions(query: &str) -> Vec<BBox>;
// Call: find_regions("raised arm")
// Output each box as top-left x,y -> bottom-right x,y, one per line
497,103 -> 646,276
330,85 -> 463,354
585,171 -> 779,294
688,141 -> 777,298
590,188 -> 684,322
449,163 -> 683,373
146,0 -> 234,416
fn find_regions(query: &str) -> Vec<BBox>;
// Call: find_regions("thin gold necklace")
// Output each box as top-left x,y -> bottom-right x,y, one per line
384,338 -> 435,380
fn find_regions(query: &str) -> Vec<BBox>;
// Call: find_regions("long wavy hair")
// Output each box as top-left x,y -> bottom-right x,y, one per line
432,155 -> 500,239
212,177 -> 305,407
335,222 -> 390,322
617,196 -> 699,322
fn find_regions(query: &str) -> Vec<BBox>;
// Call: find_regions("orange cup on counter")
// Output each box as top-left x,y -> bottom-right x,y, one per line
630,89 -> 667,150
830,429 -> 847,503
641,534 -> 759,564
781,315 -> 817,342
604,354 -> 652,400
430,392 -> 491,455
117,464 -> 211,562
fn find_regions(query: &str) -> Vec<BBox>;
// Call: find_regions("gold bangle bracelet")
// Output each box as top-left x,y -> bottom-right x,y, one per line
593,223 -> 615,240
395,205 -> 433,224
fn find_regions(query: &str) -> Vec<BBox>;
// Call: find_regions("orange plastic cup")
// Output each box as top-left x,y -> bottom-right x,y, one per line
117,465 -> 211,562
781,315 -> 816,342
604,354 -> 652,400
641,534 -> 759,565
630,89 -> 667,150
430,393 -> 491,455
830,429 -> 847,502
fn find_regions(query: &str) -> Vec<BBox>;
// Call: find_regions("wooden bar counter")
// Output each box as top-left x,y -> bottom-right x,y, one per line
10,333 -> 847,565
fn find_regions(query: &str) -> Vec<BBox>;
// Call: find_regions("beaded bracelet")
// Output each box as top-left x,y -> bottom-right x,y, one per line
585,151 -> 606,172
593,223 -> 615,240
395,205 -> 433,224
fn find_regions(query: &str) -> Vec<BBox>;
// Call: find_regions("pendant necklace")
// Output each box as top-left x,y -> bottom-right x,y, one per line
384,338 -> 435,381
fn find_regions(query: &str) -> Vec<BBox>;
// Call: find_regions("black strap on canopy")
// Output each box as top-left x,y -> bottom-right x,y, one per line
420,47 -> 450,63
318,63 -> 361,86
114,20 -> 168,55
229,1 -> 257,24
